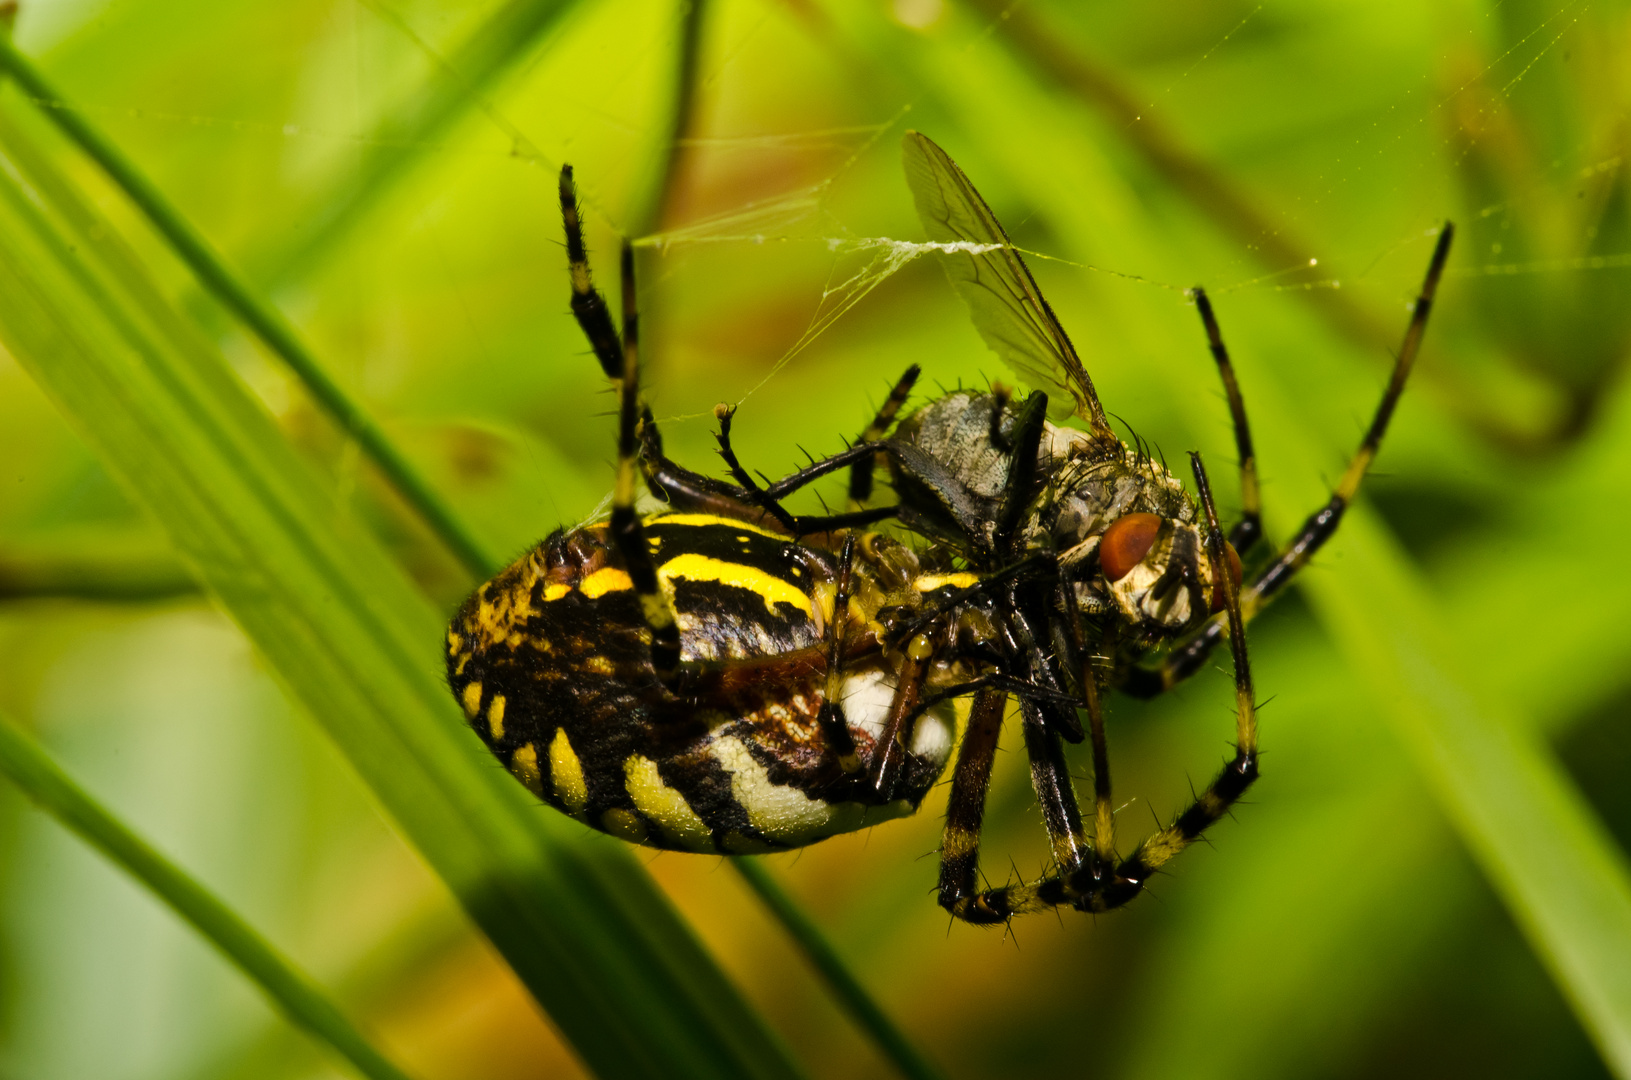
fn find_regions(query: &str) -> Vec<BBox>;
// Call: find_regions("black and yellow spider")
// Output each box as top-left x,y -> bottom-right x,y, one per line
445,132 -> 1452,923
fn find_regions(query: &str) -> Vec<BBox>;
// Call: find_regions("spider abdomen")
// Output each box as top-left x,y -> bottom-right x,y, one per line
445,513 -> 954,854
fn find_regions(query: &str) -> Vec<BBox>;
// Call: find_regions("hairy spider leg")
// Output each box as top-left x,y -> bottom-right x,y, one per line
815,532 -> 863,775
557,166 -> 681,683
560,165 -> 622,379
953,452 -> 1259,919
1059,581 -> 1116,867
986,383 -> 1014,454
611,243 -> 684,681
561,163 -> 743,522
1191,287 -> 1263,554
1128,221 -> 1454,698
560,165 -> 959,799
938,590 -> 1096,924
1099,453 -> 1257,909
848,365 -> 923,509
711,407 -> 897,535
936,688 -> 1008,921
926,388 -> 1123,924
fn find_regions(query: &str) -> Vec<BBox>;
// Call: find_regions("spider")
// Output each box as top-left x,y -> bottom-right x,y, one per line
445,131 -> 1452,922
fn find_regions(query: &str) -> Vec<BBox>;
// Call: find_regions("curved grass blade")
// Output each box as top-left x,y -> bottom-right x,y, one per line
732,860 -> 946,1080
0,710 -> 418,1080
1301,506 -> 1631,1077
0,103 -> 803,1080
251,0 -> 584,292
5,28 -> 931,1079
0,35 -> 497,581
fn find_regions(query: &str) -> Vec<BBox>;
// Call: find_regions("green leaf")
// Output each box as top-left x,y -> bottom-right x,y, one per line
0,100 -> 802,1080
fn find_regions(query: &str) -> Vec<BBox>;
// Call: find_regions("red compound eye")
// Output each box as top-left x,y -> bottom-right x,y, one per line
1100,513 -> 1162,582
1209,541 -> 1244,613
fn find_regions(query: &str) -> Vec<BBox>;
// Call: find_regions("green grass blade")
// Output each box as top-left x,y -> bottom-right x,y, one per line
733,860 -> 947,1080
5,30 -> 932,1080
0,34 -> 497,581
249,0 -> 584,291
0,710 -> 418,1080
0,531 -> 198,601
1114,377 -> 1631,1080
1302,506 -> 1631,1077
0,98 -> 802,1080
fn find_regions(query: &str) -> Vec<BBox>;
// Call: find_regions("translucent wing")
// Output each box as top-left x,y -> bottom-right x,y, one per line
902,131 -> 1112,435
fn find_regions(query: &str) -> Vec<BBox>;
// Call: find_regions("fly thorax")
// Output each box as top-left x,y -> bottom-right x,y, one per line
892,391 -> 1017,501
888,391 -> 1051,549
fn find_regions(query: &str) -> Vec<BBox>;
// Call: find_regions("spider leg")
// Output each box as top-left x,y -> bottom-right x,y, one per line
815,533 -> 863,775
953,452 -> 1260,918
1125,222 -> 1454,699
939,702 -> 1096,924
986,383 -> 1014,454
712,406 -> 898,534
936,689 -> 1011,923
848,365 -> 922,509
563,165 -> 898,539
862,647 -> 929,799
1020,701 -> 1093,894
639,407 -> 767,518
1059,581 -> 1117,867
993,392 -> 1048,549
558,165 -> 681,684
1105,453 -> 1258,904
608,244 -> 683,683
560,165 -> 622,380
1190,287 -> 1263,554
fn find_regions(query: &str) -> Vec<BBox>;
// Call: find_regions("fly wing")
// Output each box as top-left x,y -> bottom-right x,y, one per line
902,131 -> 1112,436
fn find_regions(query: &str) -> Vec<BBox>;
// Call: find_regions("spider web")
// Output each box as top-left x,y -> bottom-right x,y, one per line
9,0 -> 1622,429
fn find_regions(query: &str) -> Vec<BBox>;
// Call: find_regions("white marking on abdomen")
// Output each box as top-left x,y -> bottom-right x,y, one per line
839,669 -> 896,742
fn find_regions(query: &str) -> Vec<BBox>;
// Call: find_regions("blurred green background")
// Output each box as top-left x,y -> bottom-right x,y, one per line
2,0 -> 1630,1077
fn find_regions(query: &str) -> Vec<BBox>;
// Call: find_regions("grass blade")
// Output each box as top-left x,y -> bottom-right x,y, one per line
1302,506 -> 1631,1076
251,0 -> 584,291
4,28 -> 932,1080
733,860 -> 947,1080
0,34 -> 497,580
0,710 -> 418,1080
0,96 -> 802,1080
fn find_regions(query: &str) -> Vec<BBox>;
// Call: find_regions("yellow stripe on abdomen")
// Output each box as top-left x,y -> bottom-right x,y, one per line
580,566 -> 634,598
624,755 -> 714,851
658,553 -> 813,617
915,572 -> 980,592
648,513 -> 785,539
